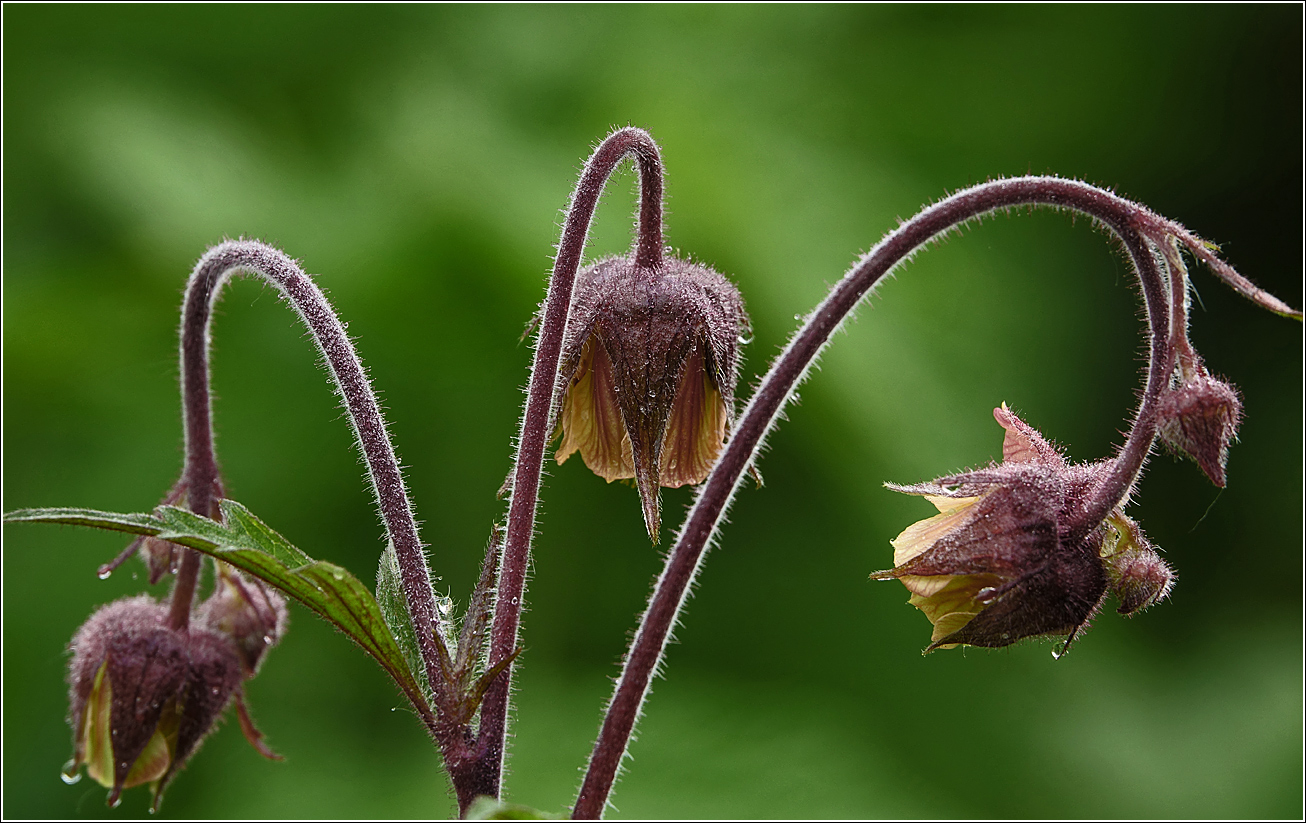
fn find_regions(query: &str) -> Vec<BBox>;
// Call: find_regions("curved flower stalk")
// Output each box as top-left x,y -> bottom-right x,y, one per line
74,241 -> 486,809
476,125 -> 752,800
573,176 -> 1300,818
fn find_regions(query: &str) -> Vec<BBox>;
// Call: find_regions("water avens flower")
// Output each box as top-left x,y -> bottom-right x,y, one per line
872,405 -> 1172,654
554,253 -> 749,540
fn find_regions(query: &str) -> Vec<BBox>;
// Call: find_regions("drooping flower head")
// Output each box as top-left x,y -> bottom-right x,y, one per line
554,253 -> 749,540
66,564 -> 286,809
65,596 -> 243,809
872,404 -> 1174,653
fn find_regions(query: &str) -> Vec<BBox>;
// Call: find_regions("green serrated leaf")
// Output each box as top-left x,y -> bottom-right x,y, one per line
4,506 -> 162,534
377,543 -> 433,705
4,501 -> 437,735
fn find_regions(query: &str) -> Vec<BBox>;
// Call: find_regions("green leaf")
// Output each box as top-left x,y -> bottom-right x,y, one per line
4,503 -> 436,734
377,542 -> 432,704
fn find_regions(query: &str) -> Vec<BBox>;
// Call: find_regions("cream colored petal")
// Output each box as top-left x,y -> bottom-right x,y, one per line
122,726 -> 172,789
659,347 -> 727,488
556,337 -> 635,481
925,494 -> 980,514
890,497 -> 980,566
929,610 -> 980,644
905,573 -> 1001,642
82,661 -> 115,789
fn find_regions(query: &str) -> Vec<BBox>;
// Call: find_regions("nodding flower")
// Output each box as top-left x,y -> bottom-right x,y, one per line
553,253 -> 749,541
872,404 -> 1173,654
66,566 -> 285,810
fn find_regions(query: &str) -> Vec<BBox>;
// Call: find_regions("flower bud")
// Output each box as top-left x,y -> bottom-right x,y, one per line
872,405 -> 1171,654
199,562 -> 288,675
65,595 -> 244,809
554,254 -> 749,540
1099,512 -> 1174,615
1156,370 -> 1242,487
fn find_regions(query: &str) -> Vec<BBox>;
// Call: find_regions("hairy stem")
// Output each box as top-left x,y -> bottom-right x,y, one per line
573,176 -> 1290,818
179,241 -> 446,736
473,127 -> 666,802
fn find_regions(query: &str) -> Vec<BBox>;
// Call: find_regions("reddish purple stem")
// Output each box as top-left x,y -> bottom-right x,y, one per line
472,127 -> 666,802
571,176 -> 1284,818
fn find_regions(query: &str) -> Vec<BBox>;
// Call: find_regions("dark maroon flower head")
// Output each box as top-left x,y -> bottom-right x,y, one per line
872,405 -> 1173,654
554,253 -> 749,540
66,595 -> 244,809
1156,369 -> 1243,487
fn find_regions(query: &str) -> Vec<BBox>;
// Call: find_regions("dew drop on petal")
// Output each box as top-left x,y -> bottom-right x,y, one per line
97,567 -> 113,580
60,760 -> 81,784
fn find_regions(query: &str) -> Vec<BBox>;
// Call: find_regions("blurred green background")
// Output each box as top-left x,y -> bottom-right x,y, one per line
4,5 -> 1301,819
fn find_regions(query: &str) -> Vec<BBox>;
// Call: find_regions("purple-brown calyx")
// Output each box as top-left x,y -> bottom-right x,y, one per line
554,254 -> 749,540
873,405 -> 1174,653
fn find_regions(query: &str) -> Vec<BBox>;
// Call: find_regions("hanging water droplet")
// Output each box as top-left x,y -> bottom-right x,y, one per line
60,760 -> 82,784
108,795 -> 122,809
1051,641 -> 1067,660
97,566 -> 113,580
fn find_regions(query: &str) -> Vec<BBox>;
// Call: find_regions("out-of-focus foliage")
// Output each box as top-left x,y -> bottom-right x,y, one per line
3,5 -> 1300,819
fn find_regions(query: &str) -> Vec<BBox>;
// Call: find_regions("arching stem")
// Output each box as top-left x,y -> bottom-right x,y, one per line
472,127 -> 666,803
572,176 -> 1292,818
176,241 -> 445,739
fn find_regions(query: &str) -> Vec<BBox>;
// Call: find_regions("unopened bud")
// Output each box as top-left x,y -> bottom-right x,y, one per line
66,595 -> 245,809
199,562 -> 288,675
1156,371 -> 1242,487
1099,512 -> 1174,615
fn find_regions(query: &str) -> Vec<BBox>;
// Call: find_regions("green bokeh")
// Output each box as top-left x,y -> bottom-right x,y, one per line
4,5 -> 1301,819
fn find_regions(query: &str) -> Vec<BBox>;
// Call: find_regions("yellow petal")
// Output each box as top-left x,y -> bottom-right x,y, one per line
890,497 -> 980,566
121,727 -> 171,790
556,337 -> 634,481
904,573 -> 1002,641
81,661 -> 115,789
659,346 -> 727,488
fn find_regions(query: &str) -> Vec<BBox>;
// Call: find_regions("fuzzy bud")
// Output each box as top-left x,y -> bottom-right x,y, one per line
199,563 -> 288,675
65,595 -> 245,809
554,254 -> 749,540
1099,512 -> 1175,615
1156,371 -> 1242,487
